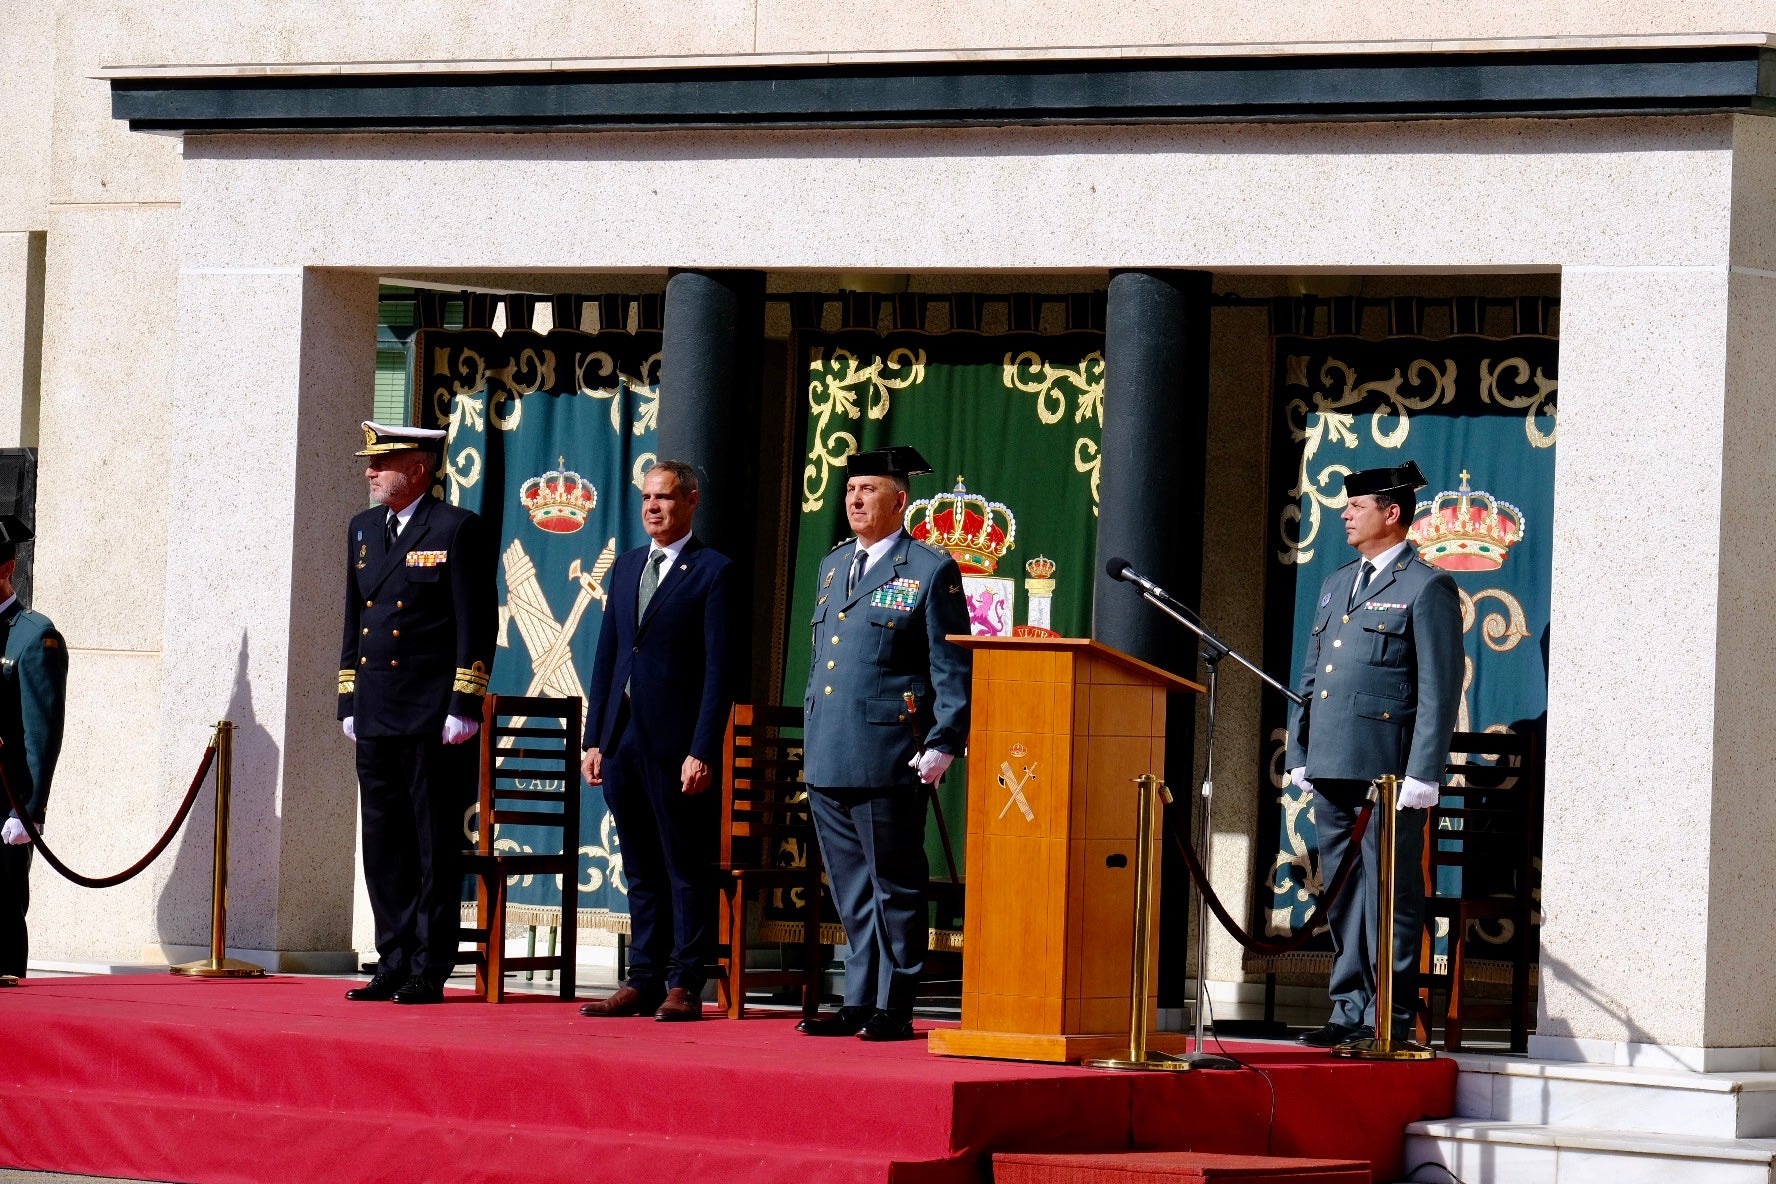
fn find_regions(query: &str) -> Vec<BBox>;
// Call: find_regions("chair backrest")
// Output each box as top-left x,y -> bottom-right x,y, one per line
720,704 -> 815,876
1429,729 -> 1543,900
476,693 -> 583,859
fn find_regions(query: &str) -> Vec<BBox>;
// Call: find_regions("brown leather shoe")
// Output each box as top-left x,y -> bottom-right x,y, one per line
654,986 -> 703,1022
578,984 -> 665,1017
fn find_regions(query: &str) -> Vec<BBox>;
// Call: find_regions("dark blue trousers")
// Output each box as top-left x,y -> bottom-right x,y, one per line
601,726 -> 716,993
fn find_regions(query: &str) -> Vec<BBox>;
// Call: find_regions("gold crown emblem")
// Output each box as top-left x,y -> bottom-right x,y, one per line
520,458 -> 598,534
1024,555 -> 1056,580
1409,470 -> 1524,571
905,477 -> 1016,574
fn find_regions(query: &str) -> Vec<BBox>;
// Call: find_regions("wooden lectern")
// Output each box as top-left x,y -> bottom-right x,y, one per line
928,636 -> 1202,1063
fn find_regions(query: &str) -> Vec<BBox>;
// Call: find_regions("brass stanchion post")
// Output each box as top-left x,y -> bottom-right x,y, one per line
1333,774 -> 1432,1061
172,721 -> 266,978
1086,774 -> 1190,1072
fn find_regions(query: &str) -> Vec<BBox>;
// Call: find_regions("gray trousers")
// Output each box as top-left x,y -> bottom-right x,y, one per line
1313,778 -> 1426,1033
808,785 -> 928,1014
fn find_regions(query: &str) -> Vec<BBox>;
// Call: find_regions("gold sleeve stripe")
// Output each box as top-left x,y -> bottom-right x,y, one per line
453,663 -> 490,695
338,670 -> 356,694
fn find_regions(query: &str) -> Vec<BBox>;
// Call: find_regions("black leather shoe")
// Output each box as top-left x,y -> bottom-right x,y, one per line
1297,1021 -> 1366,1048
856,1011 -> 916,1042
796,1005 -> 878,1036
345,971 -> 406,1002
391,974 -> 447,1005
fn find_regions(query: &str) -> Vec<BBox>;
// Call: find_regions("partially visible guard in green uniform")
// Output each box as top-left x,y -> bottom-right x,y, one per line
0,516 -> 68,981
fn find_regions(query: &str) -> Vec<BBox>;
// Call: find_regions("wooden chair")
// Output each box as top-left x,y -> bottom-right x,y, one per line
714,704 -> 827,1018
1418,729 -> 1542,1052
458,693 -> 582,1002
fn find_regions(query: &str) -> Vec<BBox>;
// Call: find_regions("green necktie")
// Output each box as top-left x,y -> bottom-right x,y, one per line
638,549 -> 666,624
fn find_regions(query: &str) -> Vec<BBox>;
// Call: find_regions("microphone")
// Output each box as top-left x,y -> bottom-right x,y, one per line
1104,556 -> 1164,598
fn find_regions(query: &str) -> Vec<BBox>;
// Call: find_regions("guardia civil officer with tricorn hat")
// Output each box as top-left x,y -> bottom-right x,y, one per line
1285,459 -> 1463,1049
338,422 -> 496,1005
797,445 -> 972,1043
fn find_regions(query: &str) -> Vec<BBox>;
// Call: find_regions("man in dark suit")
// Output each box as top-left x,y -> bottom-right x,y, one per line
1285,460 -> 1464,1048
797,447 -> 971,1043
579,459 -> 732,1022
338,422 -> 497,1005
0,517 -> 66,983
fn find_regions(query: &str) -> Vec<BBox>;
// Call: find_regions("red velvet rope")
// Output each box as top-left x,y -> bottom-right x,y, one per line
0,740 -> 217,889
1167,799 -> 1375,957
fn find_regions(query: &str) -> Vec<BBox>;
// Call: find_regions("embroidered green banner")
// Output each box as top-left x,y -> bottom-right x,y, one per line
787,330 -> 1107,868
419,327 -> 661,921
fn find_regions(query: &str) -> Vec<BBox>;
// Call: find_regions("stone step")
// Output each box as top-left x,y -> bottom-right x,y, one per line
1405,1118 -> 1776,1184
1452,1053 -> 1776,1139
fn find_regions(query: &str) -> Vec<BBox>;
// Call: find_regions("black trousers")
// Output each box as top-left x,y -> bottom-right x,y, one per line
0,843 -> 30,978
600,719 -> 716,993
355,734 -> 476,980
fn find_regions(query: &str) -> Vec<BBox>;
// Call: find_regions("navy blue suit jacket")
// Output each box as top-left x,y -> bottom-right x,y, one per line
583,537 -> 733,764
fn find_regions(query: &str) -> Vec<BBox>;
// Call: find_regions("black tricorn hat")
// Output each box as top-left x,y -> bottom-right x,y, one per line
0,516 -> 33,547
845,445 -> 933,480
1345,460 -> 1428,499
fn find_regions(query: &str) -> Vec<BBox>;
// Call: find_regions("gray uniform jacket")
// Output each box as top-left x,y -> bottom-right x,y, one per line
1285,549 -> 1464,784
803,534 -> 972,788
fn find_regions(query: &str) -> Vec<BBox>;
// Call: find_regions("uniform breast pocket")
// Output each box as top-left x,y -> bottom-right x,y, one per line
868,610 -> 908,664
404,566 -> 443,584
1361,613 -> 1410,665
810,606 -> 828,652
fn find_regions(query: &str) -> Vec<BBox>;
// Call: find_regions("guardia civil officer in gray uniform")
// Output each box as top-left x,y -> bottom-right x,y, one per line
0,517 -> 66,982
797,447 -> 971,1043
1285,460 -> 1463,1048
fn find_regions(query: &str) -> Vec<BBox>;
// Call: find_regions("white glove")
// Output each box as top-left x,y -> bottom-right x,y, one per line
910,749 -> 954,785
1288,766 -> 1314,798
1,818 -> 28,846
442,714 -> 480,745
1397,776 -> 1440,810
341,716 -> 357,742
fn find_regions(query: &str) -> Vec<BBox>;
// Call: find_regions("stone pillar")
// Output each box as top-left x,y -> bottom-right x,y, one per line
1093,268 -> 1213,1001
150,266 -> 375,972
658,268 -> 765,692
0,230 -> 43,448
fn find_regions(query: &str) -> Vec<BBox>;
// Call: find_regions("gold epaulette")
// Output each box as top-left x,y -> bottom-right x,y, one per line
452,661 -> 490,696
337,670 -> 356,695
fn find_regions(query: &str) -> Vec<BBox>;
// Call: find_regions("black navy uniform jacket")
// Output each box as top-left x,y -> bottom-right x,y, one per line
0,601 -> 65,823
337,496 -> 497,736
583,538 -> 733,763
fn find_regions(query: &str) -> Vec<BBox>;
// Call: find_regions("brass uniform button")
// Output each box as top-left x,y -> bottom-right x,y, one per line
831,636 -> 840,644
826,660 -> 835,670
1324,664 -> 1333,673
392,630 -> 400,638
823,686 -> 833,695
1382,712 -> 1391,720
390,660 -> 399,668
1341,614 -> 1349,623
1377,623 -> 1387,632
838,612 -> 847,621
1320,690 -> 1328,699
360,657 -> 367,665
362,628 -> 369,636
1333,639 -> 1342,648
396,600 -> 404,609
366,600 -> 373,608
898,714 -> 906,721
886,621 -> 895,629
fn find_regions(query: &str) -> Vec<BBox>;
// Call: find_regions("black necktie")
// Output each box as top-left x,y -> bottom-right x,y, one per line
384,513 -> 399,551
1349,560 -> 1374,610
847,549 -> 868,596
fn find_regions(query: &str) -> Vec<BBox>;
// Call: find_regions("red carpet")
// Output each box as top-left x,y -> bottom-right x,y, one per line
0,978 -> 1453,1183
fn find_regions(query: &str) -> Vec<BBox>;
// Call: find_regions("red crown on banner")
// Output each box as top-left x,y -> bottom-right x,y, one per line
520,459 -> 598,534
1409,470 -> 1524,571
905,477 -> 1016,575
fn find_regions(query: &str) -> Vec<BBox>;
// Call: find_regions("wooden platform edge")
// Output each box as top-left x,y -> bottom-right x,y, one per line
927,1028 -> 1192,1063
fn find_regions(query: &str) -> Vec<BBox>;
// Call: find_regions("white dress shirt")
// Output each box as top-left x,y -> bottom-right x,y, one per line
851,529 -> 904,584
1352,538 -> 1412,603
386,494 -> 423,539
642,531 -> 692,597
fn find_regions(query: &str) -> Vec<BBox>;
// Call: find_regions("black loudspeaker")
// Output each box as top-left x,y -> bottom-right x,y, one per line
0,449 -> 38,606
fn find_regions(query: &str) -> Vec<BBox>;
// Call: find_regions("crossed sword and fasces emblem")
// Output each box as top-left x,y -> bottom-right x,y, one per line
997,760 -> 1037,822
494,536 -> 618,749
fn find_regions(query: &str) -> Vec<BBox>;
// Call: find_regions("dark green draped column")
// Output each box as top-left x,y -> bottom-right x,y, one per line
658,269 -> 766,697
1093,268 -> 1213,1006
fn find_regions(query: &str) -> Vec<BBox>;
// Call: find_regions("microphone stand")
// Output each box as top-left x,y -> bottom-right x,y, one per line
1126,582 -> 1305,1070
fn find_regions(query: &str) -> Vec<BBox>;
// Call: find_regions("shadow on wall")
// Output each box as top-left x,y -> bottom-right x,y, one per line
155,632 -> 279,956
